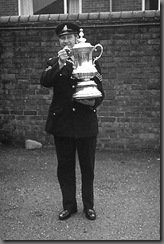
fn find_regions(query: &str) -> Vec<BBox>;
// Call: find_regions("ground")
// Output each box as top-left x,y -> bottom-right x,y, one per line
0,145 -> 160,240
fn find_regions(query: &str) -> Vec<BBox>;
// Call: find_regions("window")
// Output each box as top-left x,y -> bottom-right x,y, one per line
64,0 -> 82,14
18,0 -> 160,16
142,0 -> 160,10
18,0 -> 82,15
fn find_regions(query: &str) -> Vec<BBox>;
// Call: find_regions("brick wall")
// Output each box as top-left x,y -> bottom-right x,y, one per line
0,11 -> 160,151
112,0 -> 141,11
83,0 -> 142,13
82,0 -> 110,13
0,0 -> 18,16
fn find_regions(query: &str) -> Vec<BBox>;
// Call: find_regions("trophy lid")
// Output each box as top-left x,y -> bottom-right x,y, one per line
73,28 -> 93,49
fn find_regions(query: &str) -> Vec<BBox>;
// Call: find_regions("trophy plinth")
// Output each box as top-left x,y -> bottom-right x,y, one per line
72,29 -> 103,100
73,80 -> 102,99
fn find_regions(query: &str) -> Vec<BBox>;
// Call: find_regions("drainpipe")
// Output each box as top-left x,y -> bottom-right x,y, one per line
64,0 -> 67,14
110,0 -> 112,12
142,0 -> 145,11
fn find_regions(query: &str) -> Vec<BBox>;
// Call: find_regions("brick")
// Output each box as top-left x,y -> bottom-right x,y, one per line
11,111 -> 23,115
0,110 -> 9,115
139,133 -> 156,140
147,39 -> 160,45
24,111 -> 37,116
101,117 -> 116,122
1,74 -> 16,80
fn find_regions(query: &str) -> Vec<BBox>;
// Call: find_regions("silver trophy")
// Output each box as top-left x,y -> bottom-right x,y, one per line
72,28 -> 103,99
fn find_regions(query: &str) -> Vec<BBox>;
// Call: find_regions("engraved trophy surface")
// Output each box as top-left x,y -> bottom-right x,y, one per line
72,28 -> 103,99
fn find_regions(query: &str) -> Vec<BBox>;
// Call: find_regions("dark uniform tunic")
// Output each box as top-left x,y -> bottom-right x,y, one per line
40,57 -> 105,211
40,57 -> 104,137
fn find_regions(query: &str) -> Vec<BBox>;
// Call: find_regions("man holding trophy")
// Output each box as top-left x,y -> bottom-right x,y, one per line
40,22 -> 105,221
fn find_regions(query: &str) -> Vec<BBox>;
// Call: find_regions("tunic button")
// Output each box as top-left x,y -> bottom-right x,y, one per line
60,74 -> 62,76
72,108 -> 76,111
93,110 -> 96,112
72,85 -> 75,88
53,112 -> 56,115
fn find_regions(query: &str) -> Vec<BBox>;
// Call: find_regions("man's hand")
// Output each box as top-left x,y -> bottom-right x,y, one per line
58,46 -> 74,69
58,48 -> 69,65
76,99 -> 95,106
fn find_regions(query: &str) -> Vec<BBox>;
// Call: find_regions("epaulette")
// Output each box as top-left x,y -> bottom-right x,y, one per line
47,57 -> 57,66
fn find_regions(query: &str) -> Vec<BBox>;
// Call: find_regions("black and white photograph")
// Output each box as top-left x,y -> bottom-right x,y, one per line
0,0 -> 161,241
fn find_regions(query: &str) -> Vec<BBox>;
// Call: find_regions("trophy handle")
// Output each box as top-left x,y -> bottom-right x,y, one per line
93,44 -> 103,64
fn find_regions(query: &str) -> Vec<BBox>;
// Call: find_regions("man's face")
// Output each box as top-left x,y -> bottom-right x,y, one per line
59,34 -> 77,49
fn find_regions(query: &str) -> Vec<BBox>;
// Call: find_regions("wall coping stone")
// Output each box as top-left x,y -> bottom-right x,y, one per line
19,15 -> 29,22
29,15 -> 40,22
99,12 -> 110,20
88,12 -> 100,20
39,14 -> 50,22
0,16 -> 10,23
120,11 -> 133,19
9,16 -> 20,23
58,14 -> 68,21
49,14 -> 60,21
132,11 -> 146,18
0,10 -> 160,27
110,11 -> 121,19
78,13 -> 89,20
68,13 -> 79,20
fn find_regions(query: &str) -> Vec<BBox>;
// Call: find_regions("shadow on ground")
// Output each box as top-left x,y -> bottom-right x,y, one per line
0,146 -> 160,240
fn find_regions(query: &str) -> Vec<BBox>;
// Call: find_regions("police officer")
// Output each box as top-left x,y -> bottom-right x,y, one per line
40,22 -> 105,220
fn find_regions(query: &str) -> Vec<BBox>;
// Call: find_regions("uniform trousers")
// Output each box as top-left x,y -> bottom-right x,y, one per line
54,136 -> 97,211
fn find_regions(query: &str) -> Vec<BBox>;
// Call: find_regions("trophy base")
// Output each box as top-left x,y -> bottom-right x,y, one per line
73,85 -> 102,100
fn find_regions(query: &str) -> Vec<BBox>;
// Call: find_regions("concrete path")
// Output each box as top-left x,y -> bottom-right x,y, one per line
0,146 -> 160,240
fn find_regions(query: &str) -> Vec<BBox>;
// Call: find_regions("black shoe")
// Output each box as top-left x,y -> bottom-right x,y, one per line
84,208 -> 96,220
58,208 -> 77,220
